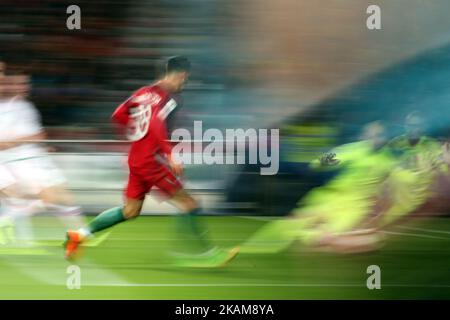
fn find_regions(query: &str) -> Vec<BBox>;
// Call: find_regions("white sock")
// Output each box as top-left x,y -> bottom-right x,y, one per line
77,228 -> 92,238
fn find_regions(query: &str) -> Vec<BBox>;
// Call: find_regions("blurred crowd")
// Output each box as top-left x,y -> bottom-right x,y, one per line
2,0 -> 450,219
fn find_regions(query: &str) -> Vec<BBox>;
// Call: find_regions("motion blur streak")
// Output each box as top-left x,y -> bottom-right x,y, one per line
0,0 -> 449,299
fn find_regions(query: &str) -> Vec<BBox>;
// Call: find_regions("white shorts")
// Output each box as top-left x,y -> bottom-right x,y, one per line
1,156 -> 66,195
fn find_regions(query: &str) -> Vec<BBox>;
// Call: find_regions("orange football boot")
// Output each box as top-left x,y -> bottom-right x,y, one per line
64,230 -> 85,260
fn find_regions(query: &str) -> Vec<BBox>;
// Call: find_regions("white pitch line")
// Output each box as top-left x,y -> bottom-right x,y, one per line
83,238 -> 245,241
90,283 -> 362,287
83,283 -> 450,288
380,230 -> 448,240
237,216 -> 276,222
68,231 -> 449,243
238,217 -> 450,239
396,225 -> 450,235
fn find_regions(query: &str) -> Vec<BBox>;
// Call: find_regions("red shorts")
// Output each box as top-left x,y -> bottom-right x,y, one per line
125,164 -> 182,200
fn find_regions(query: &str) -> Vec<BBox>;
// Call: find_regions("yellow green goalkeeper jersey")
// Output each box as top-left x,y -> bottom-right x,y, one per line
293,140 -> 396,234
379,135 -> 447,226
309,140 -> 395,194
387,135 -> 446,173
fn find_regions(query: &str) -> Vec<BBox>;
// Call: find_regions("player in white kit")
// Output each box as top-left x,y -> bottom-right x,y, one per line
0,64 -> 84,246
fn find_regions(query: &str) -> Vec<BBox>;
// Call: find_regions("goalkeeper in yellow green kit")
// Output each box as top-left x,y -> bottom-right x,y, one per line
375,112 -> 449,228
241,114 -> 450,254
240,122 -> 397,253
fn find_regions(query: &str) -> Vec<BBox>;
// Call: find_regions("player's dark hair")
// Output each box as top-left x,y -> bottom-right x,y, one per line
166,56 -> 190,73
155,56 -> 191,79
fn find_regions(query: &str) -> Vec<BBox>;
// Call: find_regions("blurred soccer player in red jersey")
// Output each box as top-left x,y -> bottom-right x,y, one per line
64,56 -> 239,267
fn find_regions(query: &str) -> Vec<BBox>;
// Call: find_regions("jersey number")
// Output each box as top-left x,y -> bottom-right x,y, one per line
127,104 -> 152,141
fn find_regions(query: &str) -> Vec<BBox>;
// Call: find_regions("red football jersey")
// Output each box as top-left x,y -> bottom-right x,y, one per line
111,84 -> 177,169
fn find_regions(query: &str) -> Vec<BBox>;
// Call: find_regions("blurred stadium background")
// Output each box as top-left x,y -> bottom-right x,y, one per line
1,0 -> 450,299
0,0 -> 450,215
2,0 -> 450,215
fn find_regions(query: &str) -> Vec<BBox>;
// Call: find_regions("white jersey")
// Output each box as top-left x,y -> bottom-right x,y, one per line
0,96 -> 47,163
0,96 -> 65,193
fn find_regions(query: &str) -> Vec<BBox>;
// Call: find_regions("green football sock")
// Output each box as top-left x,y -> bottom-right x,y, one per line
88,207 -> 125,234
175,208 -> 212,253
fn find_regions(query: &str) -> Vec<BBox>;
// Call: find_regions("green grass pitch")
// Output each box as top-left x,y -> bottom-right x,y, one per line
0,216 -> 449,299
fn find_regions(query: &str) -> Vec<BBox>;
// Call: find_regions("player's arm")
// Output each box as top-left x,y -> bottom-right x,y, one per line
310,145 -> 348,170
111,98 -> 132,126
310,142 -> 364,170
0,132 -> 47,150
309,151 -> 341,172
152,101 -> 183,175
